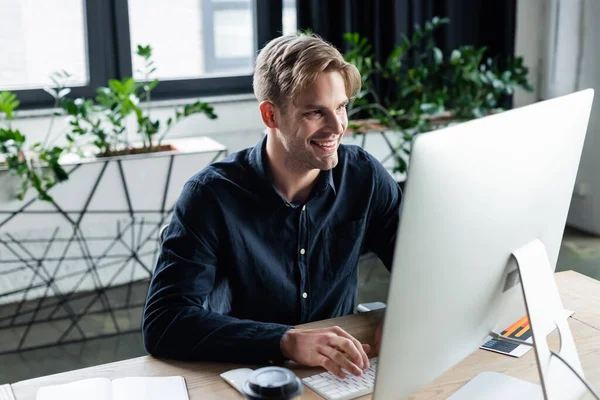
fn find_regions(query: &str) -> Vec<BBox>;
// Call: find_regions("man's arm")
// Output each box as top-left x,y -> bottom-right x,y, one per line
364,157 -> 403,271
142,180 -> 292,363
363,157 -> 402,352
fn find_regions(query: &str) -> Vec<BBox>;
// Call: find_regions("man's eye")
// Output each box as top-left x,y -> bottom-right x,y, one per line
306,110 -> 322,117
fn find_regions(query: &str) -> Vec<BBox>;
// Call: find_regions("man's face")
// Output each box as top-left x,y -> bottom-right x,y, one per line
275,71 -> 349,171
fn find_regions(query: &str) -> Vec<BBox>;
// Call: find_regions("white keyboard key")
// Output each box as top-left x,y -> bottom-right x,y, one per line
302,357 -> 378,400
314,381 -> 330,389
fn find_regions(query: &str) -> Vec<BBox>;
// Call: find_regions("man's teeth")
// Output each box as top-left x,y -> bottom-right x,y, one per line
312,140 -> 336,148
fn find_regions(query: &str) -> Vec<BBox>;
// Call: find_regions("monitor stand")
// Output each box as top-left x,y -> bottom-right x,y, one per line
448,239 -> 586,400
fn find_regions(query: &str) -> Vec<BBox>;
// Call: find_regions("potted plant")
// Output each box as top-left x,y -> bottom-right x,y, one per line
0,45 -> 227,352
343,17 -> 533,179
1,45 -> 219,202
0,89 -> 70,202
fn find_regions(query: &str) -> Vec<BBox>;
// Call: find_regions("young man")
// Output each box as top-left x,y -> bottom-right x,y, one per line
142,33 -> 402,379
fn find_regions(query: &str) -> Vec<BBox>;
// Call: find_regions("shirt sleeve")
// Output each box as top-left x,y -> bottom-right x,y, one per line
142,179 -> 293,363
364,157 -> 403,271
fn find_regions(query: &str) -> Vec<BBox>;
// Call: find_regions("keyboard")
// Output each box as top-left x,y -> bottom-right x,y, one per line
302,357 -> 378,400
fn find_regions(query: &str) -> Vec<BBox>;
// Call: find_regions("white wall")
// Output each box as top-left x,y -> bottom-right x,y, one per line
562,0 -> 600,234
515,0 -> 600,235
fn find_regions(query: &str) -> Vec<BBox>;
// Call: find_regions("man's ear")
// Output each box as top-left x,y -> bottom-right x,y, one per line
259,101 -> 278,129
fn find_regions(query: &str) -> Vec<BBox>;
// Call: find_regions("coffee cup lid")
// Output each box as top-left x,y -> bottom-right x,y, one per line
242,366 -> 303,400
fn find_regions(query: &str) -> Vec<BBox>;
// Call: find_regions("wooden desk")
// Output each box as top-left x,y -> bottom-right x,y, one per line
3,270 -> 599,400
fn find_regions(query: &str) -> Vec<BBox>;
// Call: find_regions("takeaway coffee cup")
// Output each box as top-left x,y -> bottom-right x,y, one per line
241,366 -> 303,400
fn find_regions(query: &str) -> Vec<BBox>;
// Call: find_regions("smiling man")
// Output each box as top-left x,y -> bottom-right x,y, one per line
142,33 -> 402,379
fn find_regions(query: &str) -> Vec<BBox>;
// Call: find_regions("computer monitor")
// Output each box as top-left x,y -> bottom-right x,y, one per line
373,89 -> 595,399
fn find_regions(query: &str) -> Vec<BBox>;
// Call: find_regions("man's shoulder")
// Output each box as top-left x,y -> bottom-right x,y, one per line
337,143 -> 398,191
186,146 -> 254,190
338,143 -> 382,173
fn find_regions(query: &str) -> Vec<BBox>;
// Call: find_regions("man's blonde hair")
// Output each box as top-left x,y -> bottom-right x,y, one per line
253,33 -> 361,109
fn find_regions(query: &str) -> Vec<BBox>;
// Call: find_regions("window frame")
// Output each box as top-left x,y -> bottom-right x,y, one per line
6,0 -> 286,109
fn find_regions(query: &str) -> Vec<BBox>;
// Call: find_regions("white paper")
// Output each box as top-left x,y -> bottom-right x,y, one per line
36,376 -> 189,400
112,376 -> 189,400
36,378 -> 111,400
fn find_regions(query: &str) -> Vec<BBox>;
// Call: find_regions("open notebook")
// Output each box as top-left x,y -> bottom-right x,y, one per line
36,376 -> 189,400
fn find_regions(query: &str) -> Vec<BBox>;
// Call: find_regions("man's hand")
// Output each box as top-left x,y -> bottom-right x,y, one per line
280,326 -> 371,379
374,322 -> 383,353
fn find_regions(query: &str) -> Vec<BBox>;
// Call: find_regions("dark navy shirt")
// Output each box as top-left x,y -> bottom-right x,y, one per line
142,135 -> 402,363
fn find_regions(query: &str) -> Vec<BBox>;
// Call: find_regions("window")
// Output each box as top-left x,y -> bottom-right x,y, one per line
282,0 -> 297,36
0,0 -> 88,90
1,0 -> 295,108
128,0 -> 256,80
209,0 -> 256,75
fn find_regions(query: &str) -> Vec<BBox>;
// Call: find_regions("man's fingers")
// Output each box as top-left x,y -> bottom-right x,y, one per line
319,355 -> 345,379
330,326 -> 370,369
320,344 -> 363,376
328,336 -> 364,371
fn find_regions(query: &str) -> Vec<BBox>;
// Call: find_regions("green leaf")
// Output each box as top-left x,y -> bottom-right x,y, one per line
61,98 -> 79,115
472,107 -> 484,118
433,47 -> 443,65
394,156 -> 408,174
180,101 -> 218,119
148,79 -> 159,90
58,88 -> 71,98
43,87 -> 58,99
0,128 -> 26,145
450,50 -> 461,64
419,103 -> 438,114
136,44 -> 152,59
14,130 -> 25,144
52,164 -> 69,182
492,79 -> 504,90
124,77 -> 136,93
0,91 -> 20,119
109,79 -> 125,93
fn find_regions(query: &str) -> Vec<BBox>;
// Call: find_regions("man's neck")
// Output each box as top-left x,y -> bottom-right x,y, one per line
266,132 -> 320,204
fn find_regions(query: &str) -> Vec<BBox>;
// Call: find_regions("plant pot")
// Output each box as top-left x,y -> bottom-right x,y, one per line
97,143 -> 177,157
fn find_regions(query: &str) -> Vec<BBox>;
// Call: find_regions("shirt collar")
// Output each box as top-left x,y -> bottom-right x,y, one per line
248,135 -> 337,198
319,167 -> 336,195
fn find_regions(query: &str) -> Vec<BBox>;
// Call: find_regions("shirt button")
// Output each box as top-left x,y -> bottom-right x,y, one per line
302,292 -> 308,299
302,205 -> 306,211
300,248 -> 305,255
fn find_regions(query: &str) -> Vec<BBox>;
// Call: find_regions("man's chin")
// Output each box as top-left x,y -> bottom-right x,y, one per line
313,156 -> 338,171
